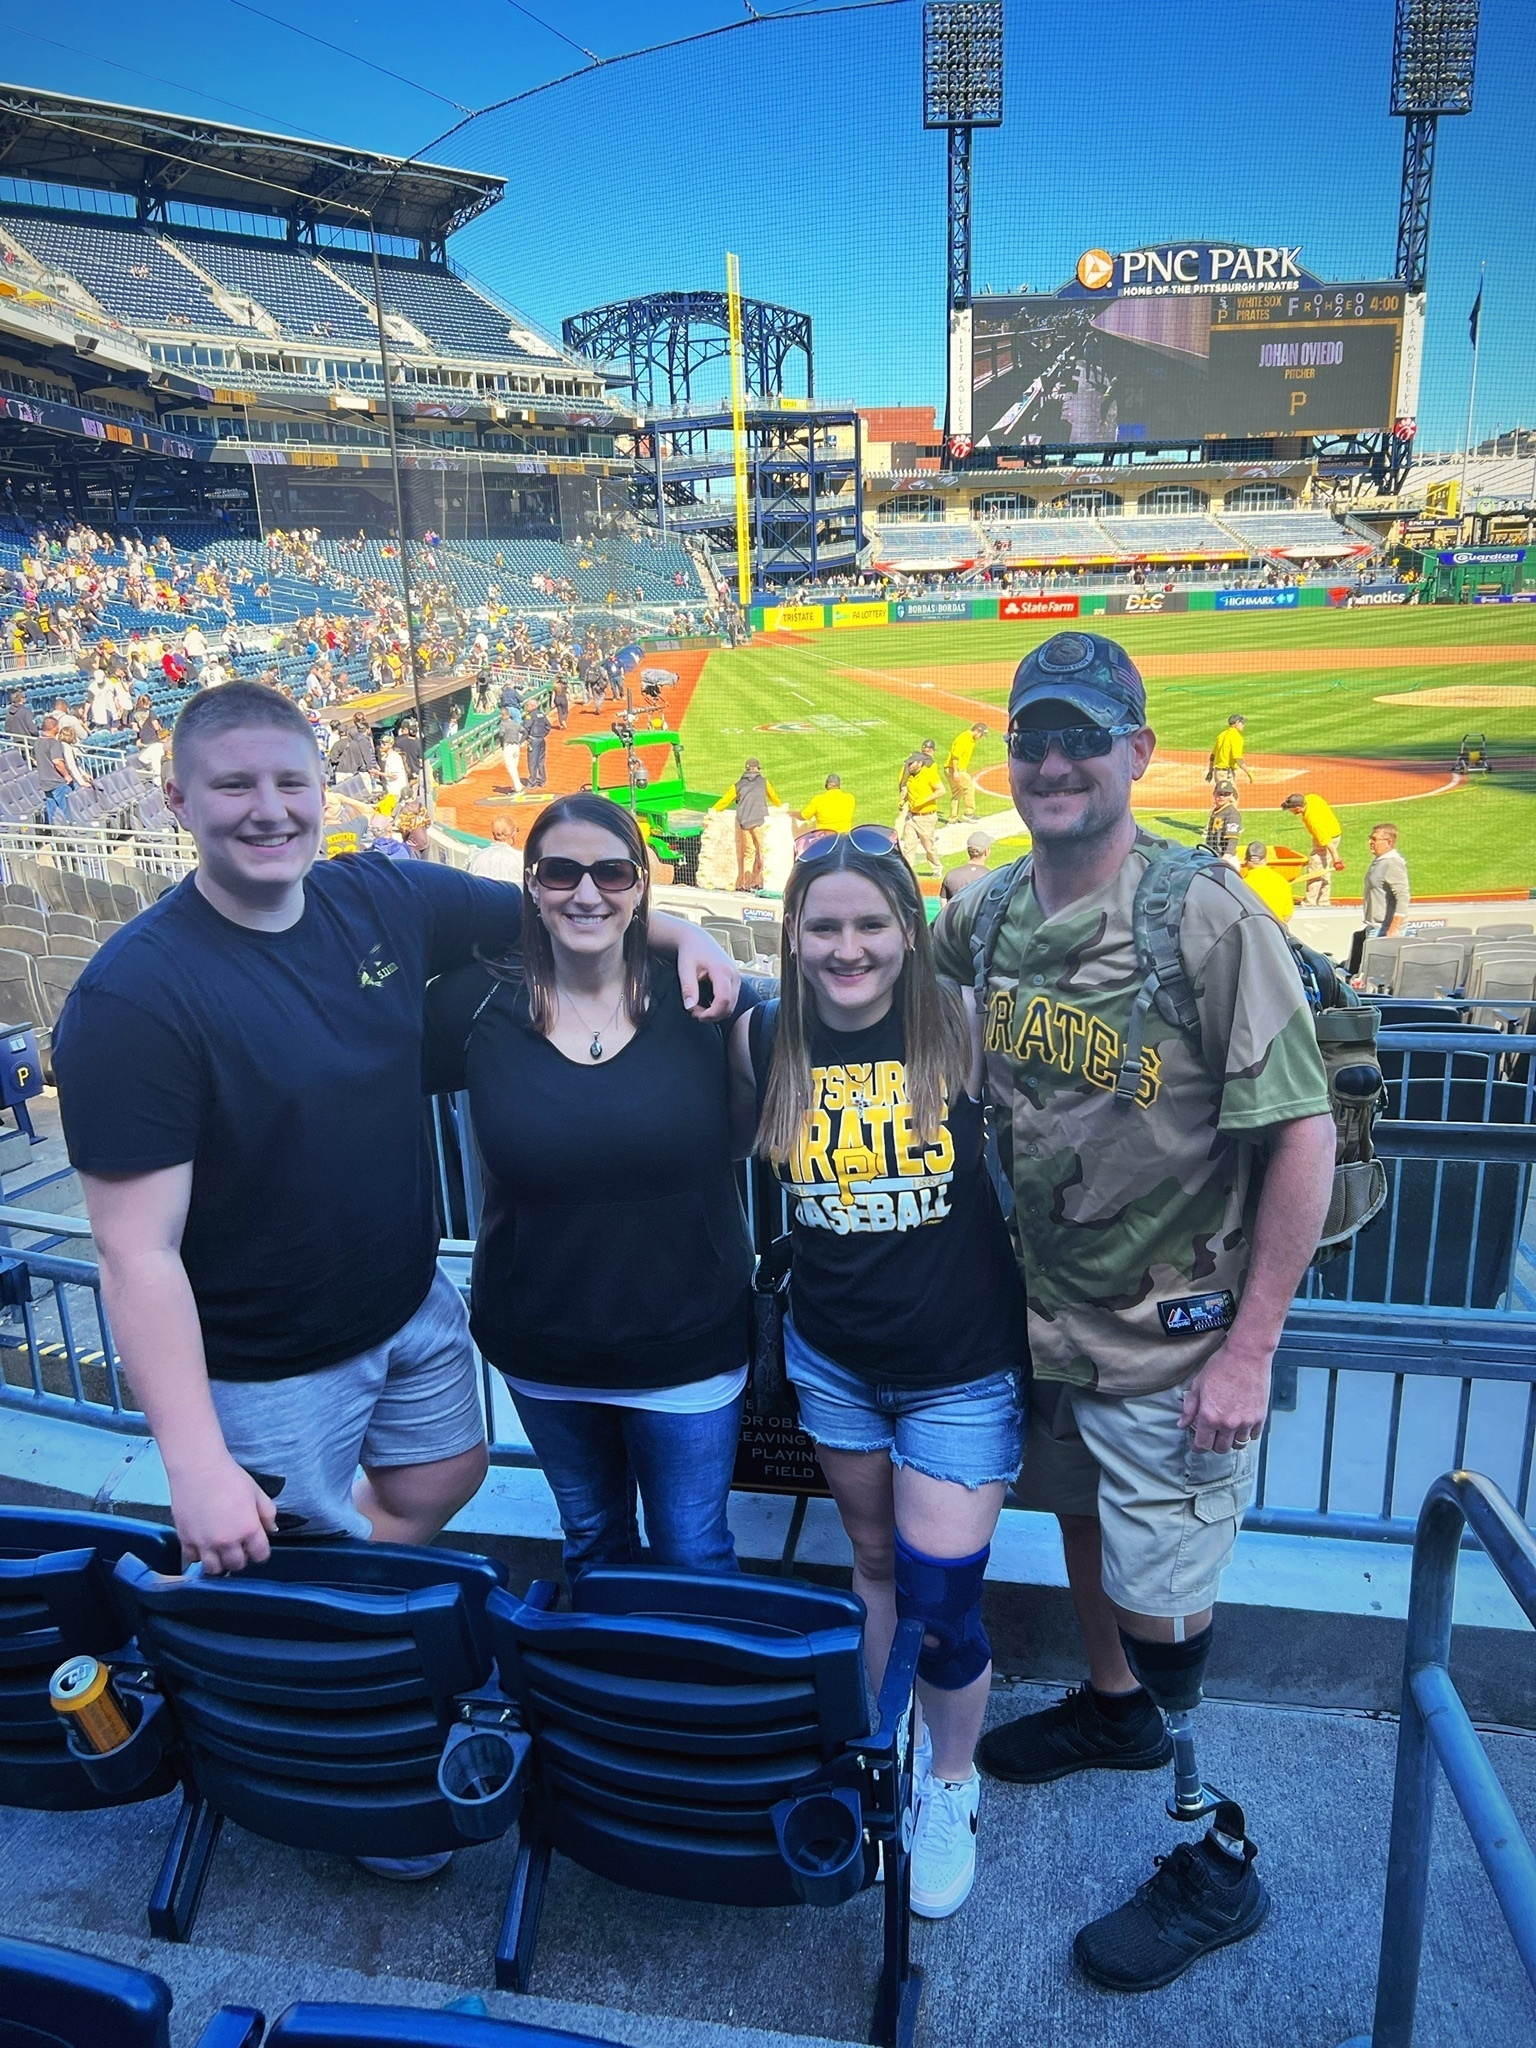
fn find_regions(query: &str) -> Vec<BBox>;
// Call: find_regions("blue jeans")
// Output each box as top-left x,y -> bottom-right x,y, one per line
785,1318 -> 1024,1489
508,1388 -> 743,1581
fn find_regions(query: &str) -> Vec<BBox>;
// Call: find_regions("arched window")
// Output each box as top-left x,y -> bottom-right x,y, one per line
971,492 -> 1036,520
1225,484 -> 1294,511
1141,486 -> 1207,514
1054,489 -> 1123,517
875,496 -> 946,523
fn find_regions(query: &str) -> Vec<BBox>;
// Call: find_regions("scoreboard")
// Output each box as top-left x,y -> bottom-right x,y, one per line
969,249 -> 1408,449
1205,286 -> 1406,437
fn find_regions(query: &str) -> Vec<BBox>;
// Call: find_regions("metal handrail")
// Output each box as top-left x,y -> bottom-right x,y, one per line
1338,1472 -> 1536,2047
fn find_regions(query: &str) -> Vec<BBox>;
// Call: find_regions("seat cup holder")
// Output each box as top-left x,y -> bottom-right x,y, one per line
437,1723 -> 529,1842
771,1787 -> 867,1906
67,1687 -> 170,1798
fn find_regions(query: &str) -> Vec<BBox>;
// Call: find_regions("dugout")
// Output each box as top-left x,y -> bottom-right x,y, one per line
1414,547 -> 1526,603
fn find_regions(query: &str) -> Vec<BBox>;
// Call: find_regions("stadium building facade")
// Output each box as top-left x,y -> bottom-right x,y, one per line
0,87 -> 638,540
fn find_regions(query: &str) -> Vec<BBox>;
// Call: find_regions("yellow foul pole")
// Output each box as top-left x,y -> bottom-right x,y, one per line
726,251 -> 751,611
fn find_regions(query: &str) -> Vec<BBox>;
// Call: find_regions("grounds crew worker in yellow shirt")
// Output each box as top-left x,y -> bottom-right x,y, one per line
1238,842 -> 1296,923
945,721 -> 990,820
796,772 -> 856,836
1207,714 -> 1253,785
1281,791 -> 1343,906
901,755 -> 944,874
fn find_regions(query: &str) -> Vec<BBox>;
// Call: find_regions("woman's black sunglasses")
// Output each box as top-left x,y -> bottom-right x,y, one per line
529,856 -> 643,894
1006,722 -> 1141,764
794,825 -> 903,863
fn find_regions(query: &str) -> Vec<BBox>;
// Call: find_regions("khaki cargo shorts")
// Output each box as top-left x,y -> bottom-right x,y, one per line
1015,1378 -> 1258,1617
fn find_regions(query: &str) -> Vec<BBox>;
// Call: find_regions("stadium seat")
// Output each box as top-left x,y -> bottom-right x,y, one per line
0,1506 -> 181,1813
701,918 -> 758,965
1393,941 -> 1468,999
1,904 -> 46,936
258,2005 -> 623,2047
45,912 -> 95,945
1475,922 -> 1534,939
0,952 -> 43,1039
487,1570 -> 923,2047
34,953 -> 92,1029
0,924 -> 47,959
0,1933 -> 260,2048
109,1543 -> 528,1943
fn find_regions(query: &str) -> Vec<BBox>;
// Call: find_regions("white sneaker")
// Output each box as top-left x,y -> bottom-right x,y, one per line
909,1771 -> 980,1920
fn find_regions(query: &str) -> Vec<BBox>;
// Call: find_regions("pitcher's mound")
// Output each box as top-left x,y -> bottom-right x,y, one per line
1374,685 -> 1536,709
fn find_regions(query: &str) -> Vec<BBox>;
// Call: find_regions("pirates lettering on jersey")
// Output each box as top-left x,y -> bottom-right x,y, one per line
787,1058 -> 956,1235
983,986 -> 1161,1109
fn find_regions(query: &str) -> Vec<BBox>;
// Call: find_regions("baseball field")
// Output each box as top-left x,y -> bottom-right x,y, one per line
677,605 -> 1536,898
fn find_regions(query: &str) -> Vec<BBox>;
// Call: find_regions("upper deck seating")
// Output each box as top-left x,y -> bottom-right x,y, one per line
0,213 -> 237,333
322,255 -> 528,359
174,237 -> 377,345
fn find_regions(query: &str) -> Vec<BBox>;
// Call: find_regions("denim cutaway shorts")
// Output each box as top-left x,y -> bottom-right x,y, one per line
784,1317 -> 1024,1490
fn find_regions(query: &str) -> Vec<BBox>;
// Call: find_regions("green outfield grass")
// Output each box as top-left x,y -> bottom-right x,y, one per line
681,607 -> 1536,898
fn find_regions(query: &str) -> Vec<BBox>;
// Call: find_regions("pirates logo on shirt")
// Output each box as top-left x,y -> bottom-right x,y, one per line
358,943 -> 399,990
786,1059 -> 955,1235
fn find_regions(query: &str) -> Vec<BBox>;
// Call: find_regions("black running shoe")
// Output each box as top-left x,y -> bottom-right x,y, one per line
976,1685 -> 1172,1786
1073,1801 -> 1270,1992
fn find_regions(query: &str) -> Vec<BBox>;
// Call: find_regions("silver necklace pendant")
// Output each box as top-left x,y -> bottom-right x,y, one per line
589,1034 -> 603,1060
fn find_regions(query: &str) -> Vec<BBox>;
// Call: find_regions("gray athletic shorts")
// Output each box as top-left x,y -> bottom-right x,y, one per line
209,1266 -> 485,1540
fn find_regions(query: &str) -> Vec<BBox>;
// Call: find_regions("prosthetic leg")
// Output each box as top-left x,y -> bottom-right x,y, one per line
1118,1622 -> 1225,1823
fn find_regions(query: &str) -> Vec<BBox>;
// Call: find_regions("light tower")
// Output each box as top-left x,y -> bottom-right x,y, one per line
922,2 -> 1003,462
1387,0 -> 1480,486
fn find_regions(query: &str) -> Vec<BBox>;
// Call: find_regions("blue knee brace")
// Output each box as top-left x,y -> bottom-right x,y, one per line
893,1531 -> 991,1690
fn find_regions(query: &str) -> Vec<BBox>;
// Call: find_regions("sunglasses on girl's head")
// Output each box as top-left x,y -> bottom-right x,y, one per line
1006,721 -> 1141,764
529,855 -> 643,894
795,824 -> 903,863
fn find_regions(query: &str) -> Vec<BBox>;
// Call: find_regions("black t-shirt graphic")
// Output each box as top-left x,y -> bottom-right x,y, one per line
426,960 -> 756,1391
750,1004 -> 1026,1389
53,859 -> 522,1382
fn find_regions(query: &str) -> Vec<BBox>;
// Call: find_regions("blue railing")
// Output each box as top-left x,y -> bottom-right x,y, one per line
1339,1472 -> 1536,2047
5,1038 -> 1536,1543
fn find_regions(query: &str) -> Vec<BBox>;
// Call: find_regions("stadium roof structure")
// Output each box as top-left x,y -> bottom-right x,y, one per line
0,84 -> 502,251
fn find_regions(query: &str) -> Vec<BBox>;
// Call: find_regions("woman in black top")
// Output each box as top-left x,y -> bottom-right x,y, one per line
729,826 -> 1025,1923
427,793 -> 753,1581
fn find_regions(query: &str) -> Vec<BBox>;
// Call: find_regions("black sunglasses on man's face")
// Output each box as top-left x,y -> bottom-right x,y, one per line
1006,722 -> 1141,764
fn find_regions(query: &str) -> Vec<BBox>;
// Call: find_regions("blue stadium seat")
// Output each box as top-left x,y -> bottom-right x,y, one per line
487,1570 -> 923,2048
0,1506 -> 181,1814
109,1544 -> 528,1944
0,1933 -> 260,2048
171,237 -> 377,344
0,212 -> 242,334
260,2006 -> 621,2047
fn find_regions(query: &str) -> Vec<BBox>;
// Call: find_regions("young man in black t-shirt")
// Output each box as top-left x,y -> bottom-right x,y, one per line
53,682 -> 738,1585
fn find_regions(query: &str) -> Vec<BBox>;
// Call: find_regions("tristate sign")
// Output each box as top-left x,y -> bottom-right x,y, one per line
1063,242 -> 1324,299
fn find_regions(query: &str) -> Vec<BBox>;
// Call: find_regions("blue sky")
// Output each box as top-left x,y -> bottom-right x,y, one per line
6,0 -> 1532,450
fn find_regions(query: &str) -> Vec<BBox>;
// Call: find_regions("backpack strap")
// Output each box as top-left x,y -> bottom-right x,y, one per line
1114,841 -> 1220,1104
969,855 -> 1033,1002
746,995 -> 780,1114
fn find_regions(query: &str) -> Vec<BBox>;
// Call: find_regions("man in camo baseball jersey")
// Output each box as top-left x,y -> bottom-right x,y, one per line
933,630 -> 1335,1993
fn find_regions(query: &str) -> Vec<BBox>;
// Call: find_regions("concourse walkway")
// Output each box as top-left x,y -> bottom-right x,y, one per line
2,1683 -> 1532,2047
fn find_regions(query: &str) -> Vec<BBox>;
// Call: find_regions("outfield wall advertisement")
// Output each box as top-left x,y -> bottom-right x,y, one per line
750,587 -> 1350,629
969,243 -> 1405,449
